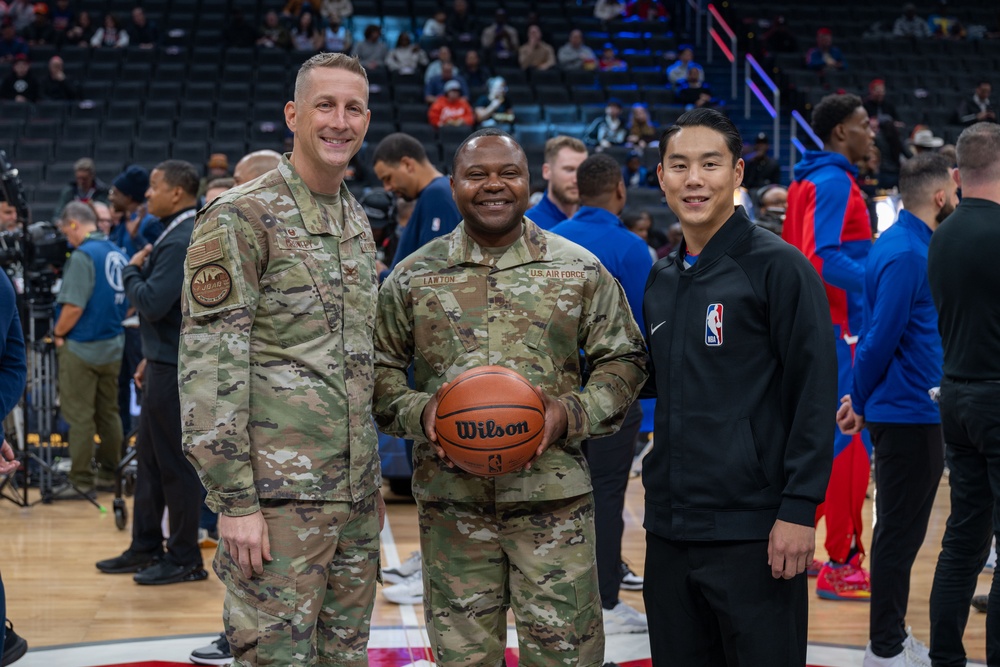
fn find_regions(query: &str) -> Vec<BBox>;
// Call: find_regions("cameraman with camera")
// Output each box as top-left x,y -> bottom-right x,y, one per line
50,202 -> 128,499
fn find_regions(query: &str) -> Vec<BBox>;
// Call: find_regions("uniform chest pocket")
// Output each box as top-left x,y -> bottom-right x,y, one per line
523,287 -> 581,374
260,260 -> 334,348
412,288 -> 479,376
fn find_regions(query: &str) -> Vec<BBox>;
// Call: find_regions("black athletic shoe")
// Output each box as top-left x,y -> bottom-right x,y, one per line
2,620 -> 28,666
190,632 -> 232,665
972,594 -> 989,613
96,548 -> 163,574
133,560 -> 208,585
620,561 -> 643,591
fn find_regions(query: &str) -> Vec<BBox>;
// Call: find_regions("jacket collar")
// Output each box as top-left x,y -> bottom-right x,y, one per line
276,155 -> 368,242
676,206 -> 752,271
446,217 -> 549,270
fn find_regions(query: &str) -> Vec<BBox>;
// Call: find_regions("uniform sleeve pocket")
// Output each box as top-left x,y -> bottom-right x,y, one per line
179,333 -> 219,432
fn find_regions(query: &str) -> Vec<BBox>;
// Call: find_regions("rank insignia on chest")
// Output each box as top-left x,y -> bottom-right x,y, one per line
190,263 -> 233,307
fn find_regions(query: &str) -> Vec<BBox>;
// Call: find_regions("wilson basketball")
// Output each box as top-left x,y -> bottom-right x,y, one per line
434,366 -> 546,476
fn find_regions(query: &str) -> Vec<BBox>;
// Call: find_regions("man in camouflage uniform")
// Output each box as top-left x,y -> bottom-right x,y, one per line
178,53 -> 384,666
373,128 -> 647,667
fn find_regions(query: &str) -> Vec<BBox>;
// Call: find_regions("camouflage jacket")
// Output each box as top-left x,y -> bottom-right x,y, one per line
179,157 -> 380,516
373,218 -> 647,502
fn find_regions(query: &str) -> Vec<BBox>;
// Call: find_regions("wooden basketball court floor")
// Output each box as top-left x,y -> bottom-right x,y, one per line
0,471 -> 990,663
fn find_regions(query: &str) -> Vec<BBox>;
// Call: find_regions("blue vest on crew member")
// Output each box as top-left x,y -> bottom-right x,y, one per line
65,234 -> 129,342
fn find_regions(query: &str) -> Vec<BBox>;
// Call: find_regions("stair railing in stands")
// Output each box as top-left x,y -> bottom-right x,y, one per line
789,109 -> 825,175
686,0 -> 703,47
744,54 -> 780,160
706,3 -> 737,100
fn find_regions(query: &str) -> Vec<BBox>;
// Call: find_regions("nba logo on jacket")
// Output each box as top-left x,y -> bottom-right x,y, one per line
705,303 -> 723,346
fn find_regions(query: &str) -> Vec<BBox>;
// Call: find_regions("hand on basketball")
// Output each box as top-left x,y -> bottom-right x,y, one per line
524,387 -> 567,469
767,520 -> 815,580
219,511 -> 272,579
0,439 -> 20,475
836,395 -> 865,435
421,382 -> 455,468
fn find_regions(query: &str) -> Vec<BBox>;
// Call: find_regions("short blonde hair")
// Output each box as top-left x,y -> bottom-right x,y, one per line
543,135 -> 587,164
294,52 -> 369,106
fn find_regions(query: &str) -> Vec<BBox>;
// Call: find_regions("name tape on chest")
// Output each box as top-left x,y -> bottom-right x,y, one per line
410,275 -> 469,288
529,268 -> 587,280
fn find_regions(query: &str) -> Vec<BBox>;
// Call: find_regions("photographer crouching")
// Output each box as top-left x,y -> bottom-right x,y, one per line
51,202 -> 128,499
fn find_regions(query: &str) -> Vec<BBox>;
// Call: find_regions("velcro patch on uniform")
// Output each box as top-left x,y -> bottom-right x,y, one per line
410,275 -> 469,288
360,240 -> 377,254
190,264 -> 233,307
187,238 -> 224,268
276,230 -> 322,251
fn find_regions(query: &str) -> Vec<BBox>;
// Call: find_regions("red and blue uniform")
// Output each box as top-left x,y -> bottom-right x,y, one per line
783,149 -> 873,564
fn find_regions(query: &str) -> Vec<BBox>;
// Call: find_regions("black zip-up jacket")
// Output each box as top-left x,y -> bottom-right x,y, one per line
641,207 -> 836,541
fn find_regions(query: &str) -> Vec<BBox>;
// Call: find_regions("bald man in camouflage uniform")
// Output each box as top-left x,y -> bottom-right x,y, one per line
178,53 -> 383,666
373,128 -> 647,667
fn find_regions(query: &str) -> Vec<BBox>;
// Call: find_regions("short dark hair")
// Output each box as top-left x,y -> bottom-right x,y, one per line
898,152 -> 952,209
372,132 -> 429,166
658,108 -> 742,166
956,121 -> 1000,184
154,159 -> 200,198
576,153 -> 622,201
451,127 -> 526,174
811,93 -> 863,144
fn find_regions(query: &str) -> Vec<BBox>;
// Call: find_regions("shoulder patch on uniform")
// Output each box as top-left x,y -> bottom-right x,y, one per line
190,264 -> 233,307
187,238 -> 224,267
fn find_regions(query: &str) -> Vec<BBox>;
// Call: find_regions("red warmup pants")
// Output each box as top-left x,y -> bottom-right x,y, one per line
815,334 -> 872,564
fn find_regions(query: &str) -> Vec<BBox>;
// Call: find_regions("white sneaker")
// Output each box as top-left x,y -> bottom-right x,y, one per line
862,629 -> 931,667
383,569 -> 423,604
620,561 -> 643,591
383,551 -> 422,584
602,601 -> 647,635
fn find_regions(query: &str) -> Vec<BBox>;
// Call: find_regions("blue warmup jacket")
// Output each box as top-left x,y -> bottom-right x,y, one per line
525,193 -> 569,231
852,210 -> 942,423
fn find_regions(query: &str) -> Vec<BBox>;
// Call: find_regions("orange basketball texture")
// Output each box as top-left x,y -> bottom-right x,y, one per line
434,366 -> 546,476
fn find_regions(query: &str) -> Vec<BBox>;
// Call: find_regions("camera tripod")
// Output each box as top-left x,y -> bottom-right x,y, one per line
0,300 -> 103,510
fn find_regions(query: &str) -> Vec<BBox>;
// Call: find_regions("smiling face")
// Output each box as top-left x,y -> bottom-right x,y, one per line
657,125 -> 743,248
451,135 -> 530,247
285,66 -> 370,193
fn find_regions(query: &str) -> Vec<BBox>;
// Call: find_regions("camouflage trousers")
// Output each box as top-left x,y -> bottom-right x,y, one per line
215,494 -> 381,667
417,493 -> 604,667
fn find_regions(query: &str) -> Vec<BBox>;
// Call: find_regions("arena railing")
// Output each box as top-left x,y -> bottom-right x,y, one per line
744,54 -> 780,158
706,3 -> 737,100
790,109 -> 824,174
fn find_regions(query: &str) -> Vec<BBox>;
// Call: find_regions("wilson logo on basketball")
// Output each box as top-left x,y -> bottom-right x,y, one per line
455,420 -> 530,439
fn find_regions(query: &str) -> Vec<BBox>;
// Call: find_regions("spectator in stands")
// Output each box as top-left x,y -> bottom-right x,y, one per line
864,78 -> 901,124
232,149 -> 282,185
322,11 -> 351,53
625,0 -> 669,21
223,9 -> 258,48
558,29 -> 597,70
753,184 -> 788,235
525,135 -> 588,229
424,44 -> 454,84
91,12 -> 128,48
595,0 -> 625,23
107,165 -> 162,258
622,149 -> 651,188
518,24 -> 556,71
256,10 -> 290,50
50,0 -> 72,44
0,54 -> 37,103
875,119 -> 908,190
65,10 -> 94,46
623,210 -> 659,260
352,24 -> 388,70
50,201 -> 128,501
666,44 -> 703,90
127,7 -> 157,48
481,9 -> 519,65
386,32 -> 428,75
20,2 -> 54,47
656,221 -> 683,259
40,55 -> 78,100
599,45 -> 627,71
427,79 -> 474,129
281,0 -> 319,19
463,49 -> 491,89
474,76 -> 514,127
676,67 -> 714,109
856,147 -> 881,221
319,0 -> 352,22
446,0 -> 478,48
893,3 -> 931,38
0,17 -> 27,62
290,10 -> 322,53
805,28 -> 846,73
626,104 -> 658,148
585,98 -> 627,149
424,62 -> 468,104
910,127 -> 944,155
197,154 -> 230,199
3,0 -> 32,31
55,158 -> 109,216
371,132 -> 462,267
743,132 -> 781,189
759,15 -> 798,60
420,10 -> 447,51
955,81 -> 996,125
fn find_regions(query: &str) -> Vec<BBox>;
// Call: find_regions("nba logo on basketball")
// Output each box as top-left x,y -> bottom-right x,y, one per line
488,454 -> 503,473
705,303 -> 723,346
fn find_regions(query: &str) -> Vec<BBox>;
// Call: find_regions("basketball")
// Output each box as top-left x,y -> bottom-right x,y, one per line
434,366 -> 546,476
